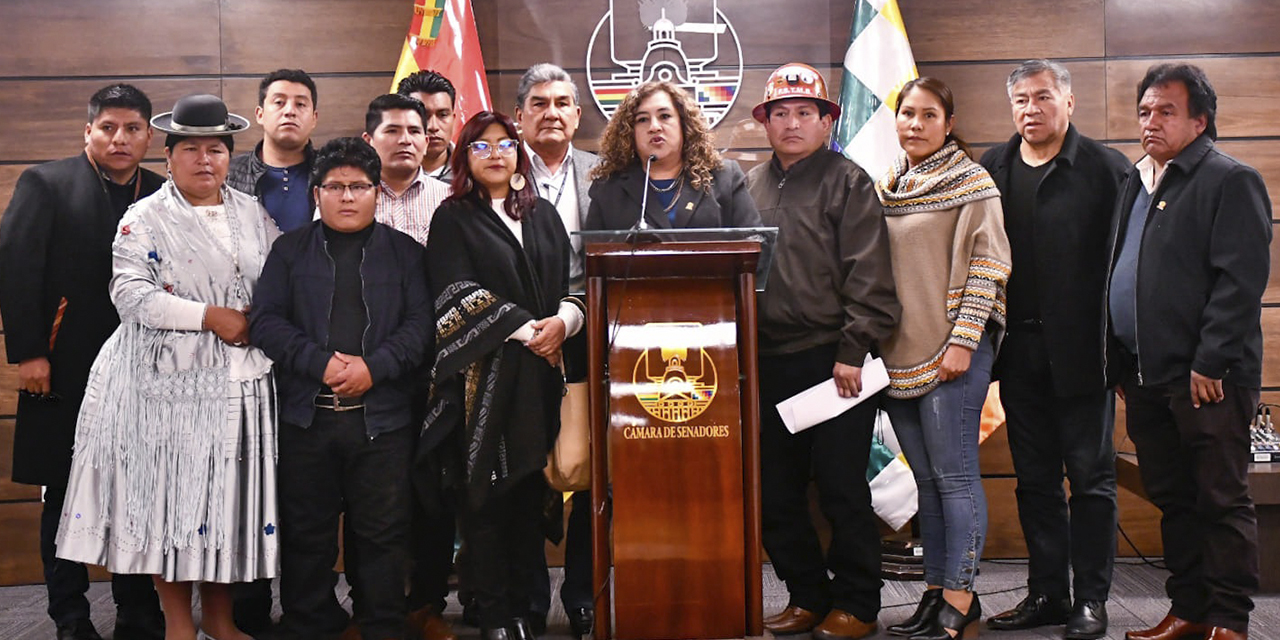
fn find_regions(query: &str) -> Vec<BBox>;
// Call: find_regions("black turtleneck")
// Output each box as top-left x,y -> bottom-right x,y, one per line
323,222 -> 374,359
102,170 -> 139,219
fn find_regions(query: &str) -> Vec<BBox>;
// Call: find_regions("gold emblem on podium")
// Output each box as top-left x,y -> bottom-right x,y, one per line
632,322 -> 718,423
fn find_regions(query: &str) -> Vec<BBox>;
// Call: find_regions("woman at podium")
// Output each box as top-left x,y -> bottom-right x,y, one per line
584,81 -> 761,230
875,77 -> 1011,640
422,110 -> 584,640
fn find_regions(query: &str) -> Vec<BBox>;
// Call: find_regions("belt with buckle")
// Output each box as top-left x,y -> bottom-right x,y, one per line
314,393 -> 365,411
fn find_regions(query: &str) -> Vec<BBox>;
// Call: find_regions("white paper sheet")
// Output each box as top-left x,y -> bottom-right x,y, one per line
775,355 -> 890,434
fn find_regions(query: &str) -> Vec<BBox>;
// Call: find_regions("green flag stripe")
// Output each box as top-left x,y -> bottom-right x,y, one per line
835,71 -> 881,149
848,0 -> 879,43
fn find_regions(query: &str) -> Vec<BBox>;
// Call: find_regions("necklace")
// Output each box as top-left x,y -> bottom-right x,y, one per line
648,169 -> 683,193
660,178 -> 684,214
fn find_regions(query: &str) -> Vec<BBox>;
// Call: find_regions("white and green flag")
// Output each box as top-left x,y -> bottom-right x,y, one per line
833,0 -> 918,180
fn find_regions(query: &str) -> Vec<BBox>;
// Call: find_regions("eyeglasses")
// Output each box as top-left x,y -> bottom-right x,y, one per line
468,139 -> 518,159
318,182 -> 375,196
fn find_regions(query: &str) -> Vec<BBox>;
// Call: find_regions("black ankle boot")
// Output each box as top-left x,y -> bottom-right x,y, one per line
910,592 -> 981,640
888,589 -> 944,636
511,617 -> 537,640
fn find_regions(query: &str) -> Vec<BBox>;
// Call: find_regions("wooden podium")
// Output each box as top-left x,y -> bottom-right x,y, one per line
580,229 -> 776,640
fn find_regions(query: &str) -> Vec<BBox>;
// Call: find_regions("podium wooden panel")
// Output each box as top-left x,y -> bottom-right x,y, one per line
585,240 -> 763,640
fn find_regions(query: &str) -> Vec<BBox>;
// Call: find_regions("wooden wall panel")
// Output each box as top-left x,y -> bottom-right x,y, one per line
978,417 -> 1015,477
0,502 -> 46,586
1105,57 -> 1280,141
0,165 -> 27,229
1265,307 -> 1280,388
899,0 -> 1105,62
917,61 -> 1108,145
219,75 -> 397,152
218,0 -> 406,74
0,420 -> 41,502
0,0 -> 220,78
0,78 -> 222,164
1104,0 -> 1280,57
983,475 -> 1164,559
0,337 -> 15,417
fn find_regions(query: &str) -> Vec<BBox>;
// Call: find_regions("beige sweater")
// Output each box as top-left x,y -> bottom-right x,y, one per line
881,194 -> 1011,398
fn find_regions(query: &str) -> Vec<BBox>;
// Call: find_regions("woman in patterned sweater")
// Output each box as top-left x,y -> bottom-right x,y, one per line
876,77 -> 1011,640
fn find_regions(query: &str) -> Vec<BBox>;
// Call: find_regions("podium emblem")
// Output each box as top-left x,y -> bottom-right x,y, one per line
632,322 -> 718,422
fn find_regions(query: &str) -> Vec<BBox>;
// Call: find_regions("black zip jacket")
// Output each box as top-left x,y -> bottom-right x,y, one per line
981,125 -> 1130,396
1104,134 -> 1271,389
250,220 -> 433,436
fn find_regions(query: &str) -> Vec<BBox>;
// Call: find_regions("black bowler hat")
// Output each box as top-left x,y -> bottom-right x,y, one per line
150,93 -> 249,136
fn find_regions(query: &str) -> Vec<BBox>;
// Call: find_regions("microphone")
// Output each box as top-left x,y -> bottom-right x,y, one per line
636,154 -> 657,230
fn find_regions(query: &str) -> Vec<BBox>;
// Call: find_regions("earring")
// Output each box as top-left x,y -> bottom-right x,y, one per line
510,173 -> 527,191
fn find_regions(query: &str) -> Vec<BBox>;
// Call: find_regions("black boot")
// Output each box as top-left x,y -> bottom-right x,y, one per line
511,617 -> 537,640
887,589 -> 943,637
910,592 -> 981,640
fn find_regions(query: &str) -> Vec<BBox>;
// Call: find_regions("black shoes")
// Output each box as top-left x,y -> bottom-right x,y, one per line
987,592 -> 1071,631
566,606 -> 595,638
55,619 -> 104,640
887,589 -> 943,637
910,592 -> 981,640
1065,600 -> 1108,640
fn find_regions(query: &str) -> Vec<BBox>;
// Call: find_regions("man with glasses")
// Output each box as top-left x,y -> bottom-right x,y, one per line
362,93 -> 449,245
250,137 -> 433,640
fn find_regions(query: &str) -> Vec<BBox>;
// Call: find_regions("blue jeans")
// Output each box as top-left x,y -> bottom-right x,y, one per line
884,336 -> 994,590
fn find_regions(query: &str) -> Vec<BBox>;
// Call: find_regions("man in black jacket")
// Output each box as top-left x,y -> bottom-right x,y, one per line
1107,64 -> 1270,640
0,84 -> 165,640
250,137 -> 433,640
979,59 -> 1130,640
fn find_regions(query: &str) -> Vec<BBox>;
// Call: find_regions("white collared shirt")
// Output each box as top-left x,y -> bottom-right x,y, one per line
1135,155 -> 1166,195
526,143 -> 583,281
375,168 -> 450,246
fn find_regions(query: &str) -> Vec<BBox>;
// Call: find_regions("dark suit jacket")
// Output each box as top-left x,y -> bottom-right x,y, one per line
1104,134 -> 1272,389
980,126 -> 1130,397
583,160 -> 762,230
0,153 -> 164,485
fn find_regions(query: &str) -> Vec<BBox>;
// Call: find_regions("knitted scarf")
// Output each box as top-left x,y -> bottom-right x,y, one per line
877,140 -> 999,215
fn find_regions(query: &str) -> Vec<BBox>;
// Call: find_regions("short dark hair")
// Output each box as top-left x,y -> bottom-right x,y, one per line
88,83 -> 152,123
396,69 -> 456,105
163,133 -> 235,154
364,93 -> 429,135
310,137 -> 381,191
1137,63 -> 1217,140
258,68 -> 318,107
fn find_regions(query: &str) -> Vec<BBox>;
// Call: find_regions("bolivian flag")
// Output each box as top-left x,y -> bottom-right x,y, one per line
390,0 -> 492,140
832,0 -> 917,180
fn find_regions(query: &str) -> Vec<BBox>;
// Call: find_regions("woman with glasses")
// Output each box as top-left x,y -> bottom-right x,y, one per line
54,94 -> 281,640
423,110 -> 582,640
584,81 -> 760,230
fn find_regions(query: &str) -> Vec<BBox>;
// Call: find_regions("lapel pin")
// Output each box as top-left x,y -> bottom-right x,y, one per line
1157,200 -> 1167,210
685,202 -> 694,210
